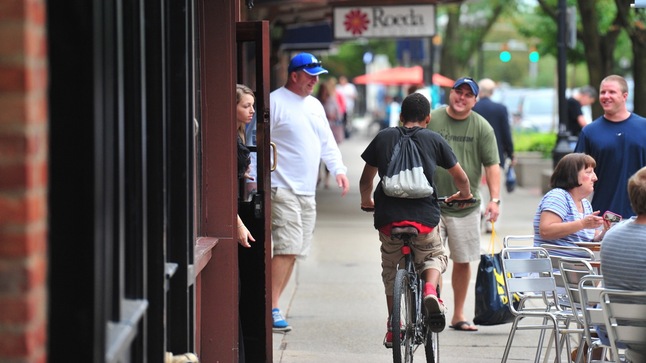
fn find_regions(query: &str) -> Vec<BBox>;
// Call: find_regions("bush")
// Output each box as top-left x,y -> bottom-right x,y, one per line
513,130 -> 556,159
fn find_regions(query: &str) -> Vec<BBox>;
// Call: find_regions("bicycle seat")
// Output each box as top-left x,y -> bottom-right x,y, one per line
391,226 -> 419,238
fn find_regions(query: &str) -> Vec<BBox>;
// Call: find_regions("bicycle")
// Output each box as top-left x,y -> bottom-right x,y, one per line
363,196 -> 477,363
390,224 -> 440,363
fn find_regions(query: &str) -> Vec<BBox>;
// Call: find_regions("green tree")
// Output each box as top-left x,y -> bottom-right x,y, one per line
323,40 -> 396,79
615,0 -> 646,116
519,0 -> 644,118
438,0 -> 517,80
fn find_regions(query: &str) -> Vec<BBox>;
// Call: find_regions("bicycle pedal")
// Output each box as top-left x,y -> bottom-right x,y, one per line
426,313 -> 446,333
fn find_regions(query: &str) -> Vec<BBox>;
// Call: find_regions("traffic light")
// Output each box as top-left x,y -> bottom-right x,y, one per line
529,47 -> 540,62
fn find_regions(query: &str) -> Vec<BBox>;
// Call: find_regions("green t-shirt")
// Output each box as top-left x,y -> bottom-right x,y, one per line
428,107 -> 500,217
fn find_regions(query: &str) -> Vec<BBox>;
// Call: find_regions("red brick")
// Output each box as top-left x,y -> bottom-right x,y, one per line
0,94 -> 26,125
27,0 -> 46,27
0,319 -> 46,357
0,254 -> 46,293
0,65 -> 27,92
0,289 -> 42,323
0,160 -> 45,190
0,132 -> 28,161
0,163 -> 27,189
0,227 -> 46,258
0,0 -> 25,21
0,191 -> 45,225
0,23 -> 25,58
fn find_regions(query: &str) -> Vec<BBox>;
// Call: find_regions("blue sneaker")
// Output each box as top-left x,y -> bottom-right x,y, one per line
272,308 -> 291,332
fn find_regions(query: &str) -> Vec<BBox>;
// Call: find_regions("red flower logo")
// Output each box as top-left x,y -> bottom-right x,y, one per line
343,9 -> 370,36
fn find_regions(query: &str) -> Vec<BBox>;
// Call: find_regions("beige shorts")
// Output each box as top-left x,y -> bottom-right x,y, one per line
271,187 -> 317,257
380,227 -> 448,296
439,208 -> 482,263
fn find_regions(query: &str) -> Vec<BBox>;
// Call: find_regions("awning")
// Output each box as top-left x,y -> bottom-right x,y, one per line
280,22 -> 333,51
353,66 -> 454,87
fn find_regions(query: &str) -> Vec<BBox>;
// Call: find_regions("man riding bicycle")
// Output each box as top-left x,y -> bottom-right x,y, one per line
359,93 -> 473,347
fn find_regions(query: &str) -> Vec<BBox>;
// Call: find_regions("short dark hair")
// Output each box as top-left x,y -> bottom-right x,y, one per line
628,166 -> 646,215
400,93 -> 430,123
550,153 -> 596,190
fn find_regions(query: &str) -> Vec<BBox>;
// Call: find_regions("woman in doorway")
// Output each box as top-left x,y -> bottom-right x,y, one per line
236,84 -> 256,247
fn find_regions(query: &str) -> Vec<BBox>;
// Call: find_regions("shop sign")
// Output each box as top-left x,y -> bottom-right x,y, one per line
333,5 -> 436,39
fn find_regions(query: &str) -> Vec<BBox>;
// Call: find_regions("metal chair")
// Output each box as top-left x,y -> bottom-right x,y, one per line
558,260 -> 599,363
501,246 -> 573,363
541,245 -> 595,310
503,235 -> 535,248
599,289 -> 646,362
578,275 -> 613,363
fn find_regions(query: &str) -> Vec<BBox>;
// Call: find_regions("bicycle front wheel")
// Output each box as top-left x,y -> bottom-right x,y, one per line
392,269 -> 415,363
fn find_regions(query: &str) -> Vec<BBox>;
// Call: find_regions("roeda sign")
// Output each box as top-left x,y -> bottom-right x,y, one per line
333,5 -> 436,39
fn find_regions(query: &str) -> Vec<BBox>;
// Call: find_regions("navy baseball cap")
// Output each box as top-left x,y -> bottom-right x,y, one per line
288,53 -> 328,76
452,77 -> 479,97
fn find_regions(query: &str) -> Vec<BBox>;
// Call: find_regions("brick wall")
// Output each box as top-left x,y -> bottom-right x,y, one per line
0,0 -> 48,362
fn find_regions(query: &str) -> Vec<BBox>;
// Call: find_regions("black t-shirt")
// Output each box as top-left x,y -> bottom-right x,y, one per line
566,97 -> 584,136
361,126 -> 459,230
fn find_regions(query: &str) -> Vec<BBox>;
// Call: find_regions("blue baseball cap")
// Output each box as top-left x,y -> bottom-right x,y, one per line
288,53 -> 328,76
452,77 -> 479,97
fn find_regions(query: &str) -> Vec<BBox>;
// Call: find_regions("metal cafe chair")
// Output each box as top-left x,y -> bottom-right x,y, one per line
500,246 -> 573,363
558,260 -> 599,363
599,289 -> 646,362
578,275 -> 613,363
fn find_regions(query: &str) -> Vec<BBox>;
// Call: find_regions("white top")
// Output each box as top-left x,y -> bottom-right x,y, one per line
336,82 -> 358,113
270,86 -> 347,196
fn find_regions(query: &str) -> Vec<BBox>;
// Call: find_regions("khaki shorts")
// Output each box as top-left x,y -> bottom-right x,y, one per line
271,187 -> 317,257
380,227 -> 448,296
440,208 -> 482,263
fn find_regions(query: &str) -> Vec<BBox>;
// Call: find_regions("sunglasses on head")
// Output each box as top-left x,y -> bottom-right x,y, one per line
293,62 -> 321,71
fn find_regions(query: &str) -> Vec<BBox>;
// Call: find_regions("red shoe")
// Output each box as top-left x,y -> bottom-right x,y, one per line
423,284 -> 447,315
424,284 -> 447,333
383,330 -> 393,348
384,318 -> 403,348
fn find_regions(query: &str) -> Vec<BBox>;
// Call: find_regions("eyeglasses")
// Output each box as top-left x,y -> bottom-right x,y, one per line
292,62 -> 321,71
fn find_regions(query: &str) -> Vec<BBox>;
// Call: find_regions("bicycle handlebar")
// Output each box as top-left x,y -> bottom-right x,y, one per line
437,196 -> 478,207
361,196 -> 478,212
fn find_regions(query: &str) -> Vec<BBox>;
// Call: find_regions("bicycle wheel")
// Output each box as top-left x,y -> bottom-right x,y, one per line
392,269 -> 415,363
424,328 -> 439,363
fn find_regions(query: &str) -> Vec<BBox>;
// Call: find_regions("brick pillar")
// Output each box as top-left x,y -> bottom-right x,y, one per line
0,0 -> 48,362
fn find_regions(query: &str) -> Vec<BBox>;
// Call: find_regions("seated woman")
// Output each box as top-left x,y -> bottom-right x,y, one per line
533,153 -> 609,257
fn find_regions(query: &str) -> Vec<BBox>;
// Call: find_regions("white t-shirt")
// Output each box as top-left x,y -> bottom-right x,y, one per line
270,86 -> 347,195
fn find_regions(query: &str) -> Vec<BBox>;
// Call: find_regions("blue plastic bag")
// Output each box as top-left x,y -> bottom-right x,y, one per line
506,164 -> 516,193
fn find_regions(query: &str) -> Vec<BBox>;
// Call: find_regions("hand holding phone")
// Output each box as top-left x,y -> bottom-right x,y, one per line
603,211 -> 622,224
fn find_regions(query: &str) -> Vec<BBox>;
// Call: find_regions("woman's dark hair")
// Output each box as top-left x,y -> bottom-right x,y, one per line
550,153 -> 596,190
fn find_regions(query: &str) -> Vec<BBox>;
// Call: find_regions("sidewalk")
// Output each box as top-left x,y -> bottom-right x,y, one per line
272,129 -> 556,363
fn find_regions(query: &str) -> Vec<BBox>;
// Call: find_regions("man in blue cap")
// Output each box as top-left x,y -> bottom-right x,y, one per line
269,53 -> 350,332
427,77 -> 501,332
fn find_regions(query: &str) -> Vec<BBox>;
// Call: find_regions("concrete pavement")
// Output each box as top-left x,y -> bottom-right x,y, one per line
272,127 -> 566,363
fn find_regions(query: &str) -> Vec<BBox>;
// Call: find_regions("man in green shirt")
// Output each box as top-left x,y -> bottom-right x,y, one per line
427,77 -> 501,331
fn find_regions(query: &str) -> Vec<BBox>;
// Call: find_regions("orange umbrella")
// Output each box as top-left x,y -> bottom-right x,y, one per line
353,66 -> 454,87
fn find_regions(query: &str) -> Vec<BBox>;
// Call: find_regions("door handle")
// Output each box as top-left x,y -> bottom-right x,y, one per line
270,142 -> 277,171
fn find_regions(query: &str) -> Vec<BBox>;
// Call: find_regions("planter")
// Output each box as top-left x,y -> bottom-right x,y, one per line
515,152 -> 552,190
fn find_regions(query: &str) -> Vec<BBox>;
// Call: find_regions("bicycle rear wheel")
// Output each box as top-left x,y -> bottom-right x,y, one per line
424,328 -> 439,363
392,269 -> 415,363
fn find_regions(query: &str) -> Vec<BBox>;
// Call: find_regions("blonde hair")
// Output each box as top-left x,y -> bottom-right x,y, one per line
236,84 -> 255,143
